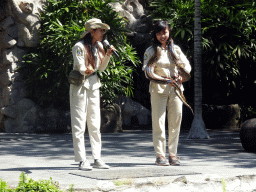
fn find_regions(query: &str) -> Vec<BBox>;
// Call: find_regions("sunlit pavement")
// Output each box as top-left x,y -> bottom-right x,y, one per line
0,130 -> 256,191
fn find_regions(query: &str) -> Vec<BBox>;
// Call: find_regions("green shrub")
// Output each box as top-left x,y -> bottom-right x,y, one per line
19,0 -> 140,110
15,172 -> 62,192
0,172 -> 63,192
0,179 -> 13,192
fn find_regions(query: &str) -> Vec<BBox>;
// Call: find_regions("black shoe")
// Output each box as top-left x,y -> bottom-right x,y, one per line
156,156 -> 169,166
169,155 -> 180,166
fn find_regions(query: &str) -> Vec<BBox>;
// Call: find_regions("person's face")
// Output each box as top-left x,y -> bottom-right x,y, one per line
156,28 -> 170,46
91,28 -> 106,42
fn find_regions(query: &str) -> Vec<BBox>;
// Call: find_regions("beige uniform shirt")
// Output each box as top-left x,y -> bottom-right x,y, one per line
142,45 -> 191,94
72,40 -> 111,90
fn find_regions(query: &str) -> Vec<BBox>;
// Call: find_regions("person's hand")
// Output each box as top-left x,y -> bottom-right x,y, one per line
85,65 -> 94,76
168,75 -> 183,87
106,45 -> 117,56
176,75 -> 183,85
168,81 -> 176,87
168,76 -> 176,87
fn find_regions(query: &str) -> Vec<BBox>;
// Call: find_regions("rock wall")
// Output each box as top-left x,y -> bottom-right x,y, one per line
0,0 -> 150,133
0,0 -> 46,133
109,0 -> 152,110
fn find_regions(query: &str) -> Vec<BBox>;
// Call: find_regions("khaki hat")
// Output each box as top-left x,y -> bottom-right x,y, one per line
81,18 -> 110,38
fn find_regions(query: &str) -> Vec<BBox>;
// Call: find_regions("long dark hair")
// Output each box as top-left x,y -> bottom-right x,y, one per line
81,30 -> 105,69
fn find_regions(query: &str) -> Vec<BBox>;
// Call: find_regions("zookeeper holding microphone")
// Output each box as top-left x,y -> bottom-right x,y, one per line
69,18 -> 116,171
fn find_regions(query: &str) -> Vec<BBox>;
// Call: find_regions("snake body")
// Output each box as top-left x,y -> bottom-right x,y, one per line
145,43 -> 194,114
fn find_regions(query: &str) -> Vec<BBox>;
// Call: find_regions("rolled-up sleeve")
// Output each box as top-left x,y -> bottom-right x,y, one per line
97,42 -> 111,72
98,55 -> 111,72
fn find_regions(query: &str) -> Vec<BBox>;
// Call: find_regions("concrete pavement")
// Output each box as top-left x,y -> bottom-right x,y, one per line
0,129 -> 256,191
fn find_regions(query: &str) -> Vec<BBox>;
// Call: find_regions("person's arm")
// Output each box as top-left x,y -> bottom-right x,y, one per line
72,42 -> 88,75
174,45 -> 191,72
97,42 -> 112,72
98,54 -> 111,72
142,46 -> 153,72
173,45 -> 191,83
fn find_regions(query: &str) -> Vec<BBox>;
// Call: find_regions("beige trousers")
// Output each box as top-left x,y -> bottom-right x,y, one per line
70,84 -> 101,162
151,90 -> 183,157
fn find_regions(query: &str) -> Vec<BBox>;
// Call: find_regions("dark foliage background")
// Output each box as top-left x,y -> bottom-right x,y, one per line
18,0 -> 256,121
19,0 -> 140,110
148,0 -> 256,120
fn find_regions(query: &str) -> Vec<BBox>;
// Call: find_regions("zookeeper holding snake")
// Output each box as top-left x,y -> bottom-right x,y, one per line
143,20 -> 191,166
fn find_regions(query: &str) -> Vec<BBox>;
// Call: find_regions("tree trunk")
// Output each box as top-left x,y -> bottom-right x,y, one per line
187,0 -> 210,139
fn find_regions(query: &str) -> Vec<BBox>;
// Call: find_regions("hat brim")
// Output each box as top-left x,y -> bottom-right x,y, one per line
81,23 -> 110,39
91,23 -> 110,30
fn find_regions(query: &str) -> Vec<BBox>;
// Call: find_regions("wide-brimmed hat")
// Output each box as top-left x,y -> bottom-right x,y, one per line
81,18 -> 110,38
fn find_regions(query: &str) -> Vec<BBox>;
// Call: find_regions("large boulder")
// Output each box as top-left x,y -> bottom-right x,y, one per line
240,118 -> 256,152
116,96 -> 151,128
101,103 -> 122,133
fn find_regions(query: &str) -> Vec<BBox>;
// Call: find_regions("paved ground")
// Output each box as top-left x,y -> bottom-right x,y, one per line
0,129 -> 256,191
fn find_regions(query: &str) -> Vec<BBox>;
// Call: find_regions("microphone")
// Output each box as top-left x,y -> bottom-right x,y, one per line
103,39 -> 119,58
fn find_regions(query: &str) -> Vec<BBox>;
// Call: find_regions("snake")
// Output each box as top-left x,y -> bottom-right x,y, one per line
145,42 -> 194,114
